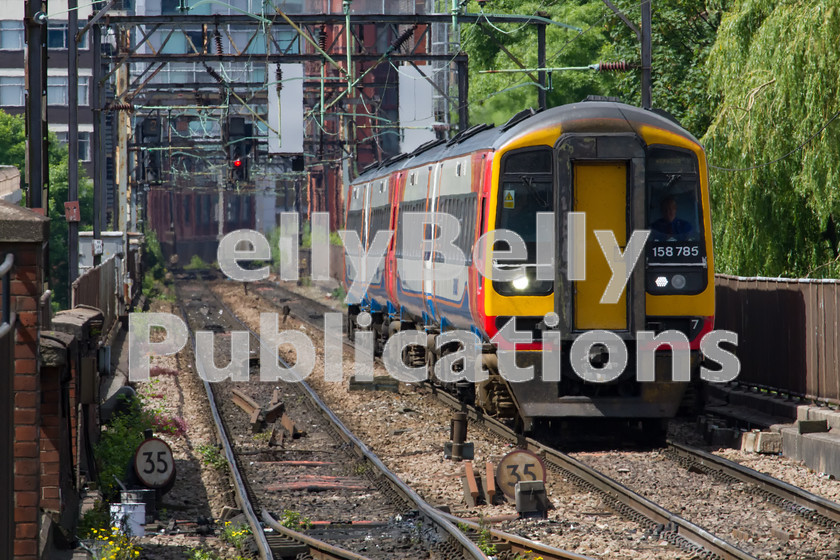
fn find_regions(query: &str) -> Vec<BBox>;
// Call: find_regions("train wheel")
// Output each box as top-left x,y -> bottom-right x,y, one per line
455,382 -> 476,406
639,419 -> 668,447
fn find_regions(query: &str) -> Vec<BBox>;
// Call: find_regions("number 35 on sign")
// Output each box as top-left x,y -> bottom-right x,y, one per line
495,449 -> 547,500
133,438 -> 176,490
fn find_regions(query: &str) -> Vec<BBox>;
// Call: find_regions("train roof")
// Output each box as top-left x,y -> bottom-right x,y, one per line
352,101 -> 700,184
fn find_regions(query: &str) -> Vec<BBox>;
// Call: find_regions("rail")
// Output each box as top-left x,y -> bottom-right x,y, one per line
667,441 -> 840,528
0,253 -> 14,340
431,388 -> 758,560
173,287 -> 274,560
206,287 -> 489,560
715,274 -> 840,405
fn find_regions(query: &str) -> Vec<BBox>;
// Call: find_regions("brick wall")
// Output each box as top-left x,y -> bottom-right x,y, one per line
1,200 -> 49,560
4,241 -> 46,560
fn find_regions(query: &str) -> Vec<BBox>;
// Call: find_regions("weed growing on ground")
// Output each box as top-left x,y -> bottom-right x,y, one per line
138,378 -> 188,437
187,548 -> 248,560
252,431 -> 272,444
476,518 -> 497,556
78,501 -> 111,538
95,396 -> 154,498
220,521 -> 252,550
330,285 -> 346,301
184,254 -> 211,270
80,525 -> 141,559
278,510 -> 312,530
197,444 -> 228,471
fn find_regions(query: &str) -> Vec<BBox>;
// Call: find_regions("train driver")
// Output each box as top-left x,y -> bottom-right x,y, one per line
650,196 -> 693,240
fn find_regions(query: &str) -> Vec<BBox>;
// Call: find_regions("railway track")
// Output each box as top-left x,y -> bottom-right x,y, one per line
206,277 -> 609,560
175,274 -> 489,560
429,388 -> 759,560
244,279 -> 840,560
665,440 -> 840,529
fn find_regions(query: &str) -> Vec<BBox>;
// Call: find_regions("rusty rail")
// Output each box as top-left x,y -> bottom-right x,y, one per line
715,274 -> 840,405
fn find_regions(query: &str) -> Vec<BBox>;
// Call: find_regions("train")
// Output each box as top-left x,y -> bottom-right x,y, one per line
342,98 -> 715,434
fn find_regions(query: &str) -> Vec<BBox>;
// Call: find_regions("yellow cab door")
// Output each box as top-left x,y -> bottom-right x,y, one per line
573,162 -> 627,330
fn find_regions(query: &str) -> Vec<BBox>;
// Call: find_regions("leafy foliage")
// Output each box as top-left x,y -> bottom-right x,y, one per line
702,0 -> 840,276
0,111 -> 26,170
220,521 -> 252,550
460,0 -> 726,136
277,510 -> 312,531
95,396 -> 154,499
142,230 -> 173,300
462,0 -> 613,125
0,109 -> 94,309
197,444 -> 228,471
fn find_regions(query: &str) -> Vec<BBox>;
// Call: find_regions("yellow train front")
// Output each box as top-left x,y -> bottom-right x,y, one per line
344,98 -> 715,435
477,100 -> 714,433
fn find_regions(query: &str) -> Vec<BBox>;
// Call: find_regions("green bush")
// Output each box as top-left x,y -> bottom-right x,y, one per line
142,230 -> 172,301
184,254 -> 210,271
95,397 -> 154,499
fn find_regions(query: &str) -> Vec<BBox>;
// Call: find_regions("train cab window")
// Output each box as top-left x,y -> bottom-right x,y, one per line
494,147 -> 554,296
645,147 -> 708,294
646,147 -> 703,246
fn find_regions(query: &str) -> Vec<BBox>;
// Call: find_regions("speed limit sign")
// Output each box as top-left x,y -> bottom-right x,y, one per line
133,438 -> 176,489
495,449 -> 546,499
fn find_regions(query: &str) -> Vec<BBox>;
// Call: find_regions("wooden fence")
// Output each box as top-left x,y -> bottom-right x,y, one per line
715,274 -> 840,405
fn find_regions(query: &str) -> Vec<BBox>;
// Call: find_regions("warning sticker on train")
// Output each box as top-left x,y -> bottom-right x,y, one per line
133,437 -> 176,489
503,190 -> 515,208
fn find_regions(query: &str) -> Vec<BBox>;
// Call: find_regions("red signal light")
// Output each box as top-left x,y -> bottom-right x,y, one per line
233,158 -> 243,167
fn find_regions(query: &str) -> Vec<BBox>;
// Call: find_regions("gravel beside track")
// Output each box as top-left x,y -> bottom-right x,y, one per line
128,299 -> 243,559
213,279 -> 693,560
574,448 -> 840,559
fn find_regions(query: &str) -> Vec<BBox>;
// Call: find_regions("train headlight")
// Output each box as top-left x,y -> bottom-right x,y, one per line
655,276 -> 668,288
512,275 -> 530,291
671,274 -> 687,290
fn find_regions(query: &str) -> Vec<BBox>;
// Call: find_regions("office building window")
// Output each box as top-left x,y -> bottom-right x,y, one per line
55,131 -> 92,162
79,132 -> 91,161
46,76 -> 88,106
0,20 -> 23,50
78,77 -> 89,105
45,23 -> 88,49
48,76 -> 68,105
0,76 -> 24,106
48,23 -> 68,48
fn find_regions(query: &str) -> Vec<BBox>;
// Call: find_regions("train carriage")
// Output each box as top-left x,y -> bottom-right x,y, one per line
343,99 -> 715,433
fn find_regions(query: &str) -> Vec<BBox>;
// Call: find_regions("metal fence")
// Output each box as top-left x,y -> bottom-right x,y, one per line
72,256 -> 119,335
0,253 -> 14,557
715,274 -> 840,405
0,253 -> 14,369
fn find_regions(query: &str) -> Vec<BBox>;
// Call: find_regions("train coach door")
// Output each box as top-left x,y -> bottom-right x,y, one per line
423,163 -> 443,324
573,162 -> 627,329
554,134 -> 646,338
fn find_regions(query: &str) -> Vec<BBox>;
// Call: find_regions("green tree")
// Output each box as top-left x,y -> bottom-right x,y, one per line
48,150 -> 95,309
702,0 -> 840,277
599,0 -> 729,138
462,0 -> 613,125
0,111 -> 26,171
461,0 -> 726,137
0,109 -> 94,308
